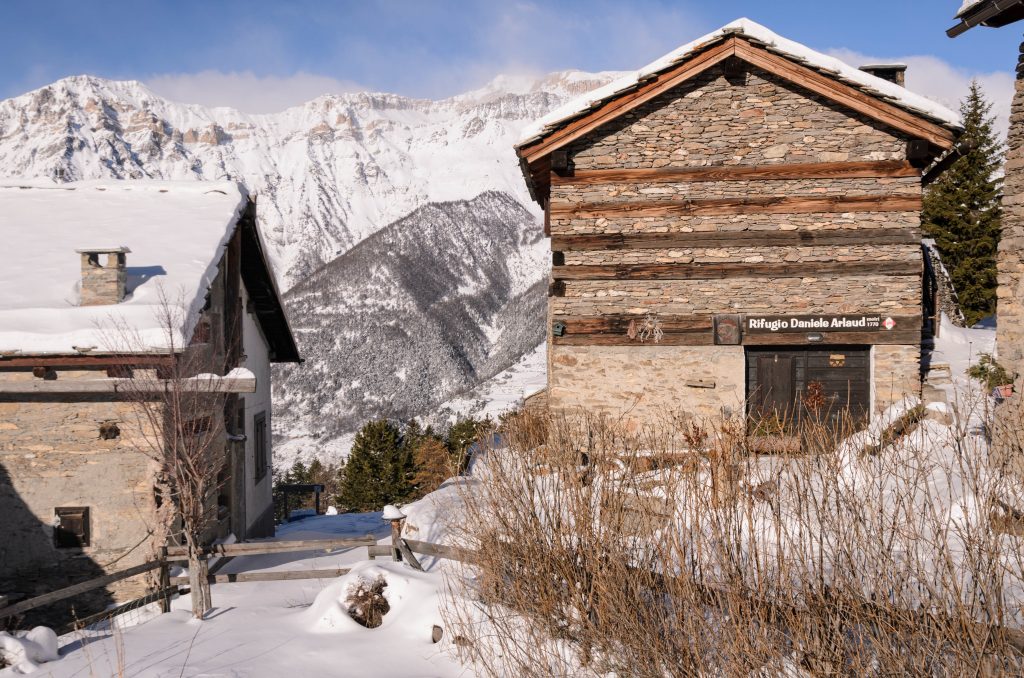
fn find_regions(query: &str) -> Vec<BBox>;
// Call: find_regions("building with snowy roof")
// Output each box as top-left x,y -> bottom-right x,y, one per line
515,18 -> 961,438
0,180 -> 300,617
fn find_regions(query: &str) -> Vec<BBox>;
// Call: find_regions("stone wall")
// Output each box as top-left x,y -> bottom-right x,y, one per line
999,49 -> 1024,383
545,60 -> 924,426
549,344 -> 746,428
0,372 -> 159,611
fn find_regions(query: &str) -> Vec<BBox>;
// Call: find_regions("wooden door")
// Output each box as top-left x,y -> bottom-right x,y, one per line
752,353 -> 795,431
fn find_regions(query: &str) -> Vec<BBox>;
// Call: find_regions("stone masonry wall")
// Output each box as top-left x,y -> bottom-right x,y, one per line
999,49 -> 1024,383
547,61 -> 924,425
0,372 -> 159,607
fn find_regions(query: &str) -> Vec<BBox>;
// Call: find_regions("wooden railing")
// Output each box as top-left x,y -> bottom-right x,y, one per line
0,534 -> 466,632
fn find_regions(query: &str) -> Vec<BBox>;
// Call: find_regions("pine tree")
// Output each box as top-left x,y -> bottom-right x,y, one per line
922,81 -> 1003,326
338,419 -> 411,511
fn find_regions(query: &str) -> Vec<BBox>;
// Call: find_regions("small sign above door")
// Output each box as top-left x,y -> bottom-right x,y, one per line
745,314 -> 890,334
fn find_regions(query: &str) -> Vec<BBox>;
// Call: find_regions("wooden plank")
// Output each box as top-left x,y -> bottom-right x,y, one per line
0,355 -> 173,368
520,38 -> 738,163
170,568 -> 351,585
551,161 -> 919,186
550,195 -> 922,219
551,228 -> 921,251
404,539 -> 475,563
164,536 -> 376,559
398,539 -> 425,572
553,260 -> 921,281
0,375 -> 257,395
743,330 -> 921,346
368,544 -> 393,560
733,40 -> 955,149
559,315 -> 712,334
0,561 -> 161,619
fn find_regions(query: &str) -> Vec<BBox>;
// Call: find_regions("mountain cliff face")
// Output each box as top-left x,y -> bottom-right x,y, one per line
0,72 -> 616,464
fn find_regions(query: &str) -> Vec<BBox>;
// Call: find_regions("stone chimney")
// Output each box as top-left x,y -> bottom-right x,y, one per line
859,63 -> 907,87
76,246 -> 130,305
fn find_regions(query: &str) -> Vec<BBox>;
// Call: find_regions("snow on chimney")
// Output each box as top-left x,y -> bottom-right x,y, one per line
859,63 -> 907,87
76,246 -> 130,305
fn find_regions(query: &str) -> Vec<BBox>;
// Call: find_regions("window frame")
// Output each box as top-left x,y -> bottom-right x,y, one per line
254,411 -> 268,482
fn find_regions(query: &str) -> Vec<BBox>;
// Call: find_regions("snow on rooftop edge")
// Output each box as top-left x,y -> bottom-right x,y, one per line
516,17 -> 961,148
0,180 -> 248,355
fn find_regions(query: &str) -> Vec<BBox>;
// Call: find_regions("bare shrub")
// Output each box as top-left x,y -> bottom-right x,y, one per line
443,399 -> 1024,676
346,576 -> 390,628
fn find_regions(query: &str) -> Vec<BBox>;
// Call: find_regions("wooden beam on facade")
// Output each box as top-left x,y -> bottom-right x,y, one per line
0,374 -> 257,395
0,354 -> 174,369
552,260 -> 921,281
551,227 -> 921,251
732,40 -> 956,150
550,195 -> 922,220
550,161 -> 920,186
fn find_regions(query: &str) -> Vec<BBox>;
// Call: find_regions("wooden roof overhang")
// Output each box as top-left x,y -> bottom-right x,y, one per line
948,0 -> 1024,37
238,200 -> 302,363
516,34 -> 960,206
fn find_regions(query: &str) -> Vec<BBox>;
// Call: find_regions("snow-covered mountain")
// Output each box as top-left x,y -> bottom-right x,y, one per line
0,71 -> 616,465
273,191 -> 547,466
0,72 -> 615,283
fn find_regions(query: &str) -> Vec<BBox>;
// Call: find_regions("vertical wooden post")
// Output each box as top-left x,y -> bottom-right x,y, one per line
158,546 -> 171,613
315,487 -> 321,515
382,505 -> 406,562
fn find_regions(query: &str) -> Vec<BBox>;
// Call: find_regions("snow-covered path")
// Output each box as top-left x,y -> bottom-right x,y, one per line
10,514 -> 466,678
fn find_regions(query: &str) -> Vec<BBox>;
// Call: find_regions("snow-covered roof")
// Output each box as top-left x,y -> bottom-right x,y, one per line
0,180 -> 248,355
516,18 -> 961,149
957,1 -> 983,17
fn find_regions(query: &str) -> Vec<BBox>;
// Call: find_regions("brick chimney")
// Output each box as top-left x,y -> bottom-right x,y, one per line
859,63 -> 907,87
76,246 -> 130,305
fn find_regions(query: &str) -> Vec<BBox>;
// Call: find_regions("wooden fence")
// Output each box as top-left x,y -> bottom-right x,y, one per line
0,533 -> 465,633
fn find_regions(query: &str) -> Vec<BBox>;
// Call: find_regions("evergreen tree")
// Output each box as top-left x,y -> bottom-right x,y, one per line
922,81 -> 1003,326
338,419 -> 411,511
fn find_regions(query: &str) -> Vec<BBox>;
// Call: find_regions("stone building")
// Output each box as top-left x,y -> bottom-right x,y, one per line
515,19 -> 961,433
948,0 -> 1024,478
0,181 -> 300,612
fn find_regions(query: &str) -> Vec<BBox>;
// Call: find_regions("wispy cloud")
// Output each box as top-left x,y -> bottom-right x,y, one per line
145,70 -> 366,113
828,48 -> 1014,138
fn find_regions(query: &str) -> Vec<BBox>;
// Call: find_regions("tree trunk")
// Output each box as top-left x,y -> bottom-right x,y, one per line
186,543 -> 211,618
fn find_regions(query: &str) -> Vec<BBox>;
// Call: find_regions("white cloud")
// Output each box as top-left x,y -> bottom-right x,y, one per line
145,70 -> 367,113
828,48 -> 1014,139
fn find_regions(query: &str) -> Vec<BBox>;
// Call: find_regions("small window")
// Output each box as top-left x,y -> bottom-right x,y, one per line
54,507 -> 90,548
254,412 -> 268,482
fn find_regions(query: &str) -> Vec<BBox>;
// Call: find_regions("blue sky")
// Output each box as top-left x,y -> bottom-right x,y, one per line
1,1 -> 1017,117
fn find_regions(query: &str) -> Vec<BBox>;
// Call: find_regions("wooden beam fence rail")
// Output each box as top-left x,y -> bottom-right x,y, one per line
0,560 -> 161,620
549,195 -> 922,220
163,536 -> 376,560
551,260 -> 921,281
169,568 -> 352,585
550,161 -> 920,186
551,227 -> 922,251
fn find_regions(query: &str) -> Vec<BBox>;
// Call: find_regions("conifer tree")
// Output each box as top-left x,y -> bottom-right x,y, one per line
922,81 -> 1003,326
338,419 -> 410,511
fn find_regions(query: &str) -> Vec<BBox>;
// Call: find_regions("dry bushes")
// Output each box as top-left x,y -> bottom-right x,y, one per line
346,575 -> 390,628
443,406 -> 1024,676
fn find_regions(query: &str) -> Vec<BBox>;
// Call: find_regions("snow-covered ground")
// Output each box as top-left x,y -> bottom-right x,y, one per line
1,509 -> 466,677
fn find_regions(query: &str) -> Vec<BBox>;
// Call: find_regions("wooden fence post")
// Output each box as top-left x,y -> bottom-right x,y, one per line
158,546 -> 171,613
382,505 -> 406,562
